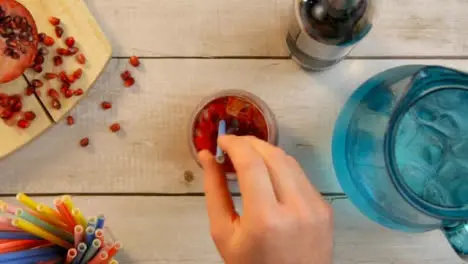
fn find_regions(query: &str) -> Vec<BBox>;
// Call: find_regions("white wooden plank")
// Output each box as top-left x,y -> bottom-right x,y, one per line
0,196 -> 461,263
0,59 -> 467,194
21,0 -> 112,121
84,0 -> 468,57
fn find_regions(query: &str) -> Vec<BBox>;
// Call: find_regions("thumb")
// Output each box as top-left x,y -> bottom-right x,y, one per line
199,150 -> 237,232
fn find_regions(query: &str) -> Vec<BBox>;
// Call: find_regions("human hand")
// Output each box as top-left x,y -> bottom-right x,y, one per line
199,135 -> 334,264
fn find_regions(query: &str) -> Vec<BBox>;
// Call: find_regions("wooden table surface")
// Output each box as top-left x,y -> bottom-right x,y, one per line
1,0 -> 467,263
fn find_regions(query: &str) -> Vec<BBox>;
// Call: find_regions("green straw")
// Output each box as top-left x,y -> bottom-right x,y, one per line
15,209 -> 74,243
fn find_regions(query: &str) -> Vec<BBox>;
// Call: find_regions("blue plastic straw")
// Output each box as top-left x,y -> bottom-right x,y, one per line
16,209 -> 74,243
0,246 -> 63,262
79,239 -> 101,264
0,231 -> 42,240
2,254 -> 63,264
87,217 -> 97,229
72,243 -> 87,264
85,226 -> 96,245
96,214 -> 105,229
215,120 -> 226,164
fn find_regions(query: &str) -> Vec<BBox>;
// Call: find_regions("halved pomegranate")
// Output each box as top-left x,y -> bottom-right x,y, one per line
0,0 -> 38,84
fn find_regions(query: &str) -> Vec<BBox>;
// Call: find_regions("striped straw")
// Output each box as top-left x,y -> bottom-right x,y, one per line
215,120 -> 227,164
16,209 -> 74,243
80,239 -> 102,264
71,243 -> 87,264
65,248 -> 77,264
74,225 -> 84,248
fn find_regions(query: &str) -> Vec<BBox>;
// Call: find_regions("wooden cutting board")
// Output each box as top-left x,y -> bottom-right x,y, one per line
0,0 -> 112,159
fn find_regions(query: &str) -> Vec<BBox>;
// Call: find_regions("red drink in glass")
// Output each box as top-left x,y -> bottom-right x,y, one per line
189,90 -> 278,176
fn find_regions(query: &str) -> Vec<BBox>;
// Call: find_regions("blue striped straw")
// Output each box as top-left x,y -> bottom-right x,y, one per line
16,209 -> 74,243
85,226 -> 96,245
72,243 -> 87,264
0,231 -> 41,240
0,246 -> 63,262
96,214 -> 105,229
80,239 -> 101,264
215,120 -> 226,164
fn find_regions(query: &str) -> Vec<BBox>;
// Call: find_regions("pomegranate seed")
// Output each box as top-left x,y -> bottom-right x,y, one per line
55,26 -> 64,38
48,89 -> 59,99
57,48 -> 69,56
80,138 -> 89,147
17,119 -> 30,129
59,71 -> 70,84
44,73 -> 58,80
65,37 -> 75,47
60,83 -> 70,94
74,89 -> 83,96
25,86 -> 34,96
120,70 -> 131,81
35,55 -> 45,65
124,77 -> 135,87
43,36 -> 55,46
36,90 -> 42,97
1,110 -> 13,120
101,101 -> 112,110
73,69 -> 83,80
31,79 -> 43,88
51,98 -> 61,110
53,56 -> 63,66
39,47 -> 49,56
129,56 -> 140,67
33,65 -> 43,73
64,89 -> 73,98
24,111 -> 36,121
76,53 -> 86,64
67,116 -> 74,126
109,123 -> 121,133
49,17 -> 60,26
38,33 -> 46,43
68,47 -> 79,55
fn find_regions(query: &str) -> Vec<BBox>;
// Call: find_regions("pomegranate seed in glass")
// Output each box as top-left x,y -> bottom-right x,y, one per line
188,90 -> 278,180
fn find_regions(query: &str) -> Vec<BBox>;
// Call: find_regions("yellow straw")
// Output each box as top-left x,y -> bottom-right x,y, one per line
12,218 -> 73,248
109,259 -> 119,264
36,204 -> 68,228
16,193 -> 39,211
61,195 -> 75,212
72,208 -> 87,228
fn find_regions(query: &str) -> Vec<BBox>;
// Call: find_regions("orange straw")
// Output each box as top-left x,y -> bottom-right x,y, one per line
66,248 -> 77,264
0,240 -> 49,254
88,250 -> 108,264
95,229 -> 104,245
54,199 -> 76,228
107,241 -> 122,259
74,225 -> 84,248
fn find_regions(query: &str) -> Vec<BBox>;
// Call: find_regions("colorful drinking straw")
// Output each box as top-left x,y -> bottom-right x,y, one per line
215,119 -> 227,164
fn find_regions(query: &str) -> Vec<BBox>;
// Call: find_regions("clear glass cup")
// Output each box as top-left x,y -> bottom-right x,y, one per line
332,65 -> 468,259
188,90 -> 278,180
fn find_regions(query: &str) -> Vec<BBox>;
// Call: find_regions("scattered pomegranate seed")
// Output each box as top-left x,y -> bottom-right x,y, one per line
60,83 -> 70,94
80,137 -> 89,147
35,55 -> 45,65
48,89 -> 59,99
67,116 -> 75,126
43,36 -> 55,46
120,71 -> 131,81
51,98 -> 61,110
76,53 -> 86,64
17,119 -> 30,129
101,101 -> 112,110
74,89 -> 83,96
59,71 -> 70,84
124,77 -> 135,87
65,37 -> 75,48
49,17 -> 60,26
31,79 -> 43,88
67,47 -> 79,55
44,73 -> 58,80
57,48 -> 68,56
39,47 -> 49,56
129,56 -> 140,67
55,26 -> 64,38
25,86 -> 34,96
38,33 -> 46,43
72,69 -> 83,80
110,123 -> 121,133
1,110 -> 13,120
64,89 -> 73,98
23,111 -> 36,121
33,65 -> 43,73
53,56 -> 63,66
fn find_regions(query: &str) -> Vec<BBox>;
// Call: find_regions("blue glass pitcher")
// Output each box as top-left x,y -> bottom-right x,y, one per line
332,65 -> 468,259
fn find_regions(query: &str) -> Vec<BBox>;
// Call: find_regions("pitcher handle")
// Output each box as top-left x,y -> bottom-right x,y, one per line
442,222 -> 468,260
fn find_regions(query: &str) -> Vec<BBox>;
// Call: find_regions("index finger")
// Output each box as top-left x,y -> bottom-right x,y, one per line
218,135 -> 277,209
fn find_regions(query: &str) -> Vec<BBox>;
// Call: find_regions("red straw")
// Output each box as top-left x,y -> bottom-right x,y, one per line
107,241 -> 122,259
54,199 -> 76,228
65,248 -> 77,264
0,240 -> 50,254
